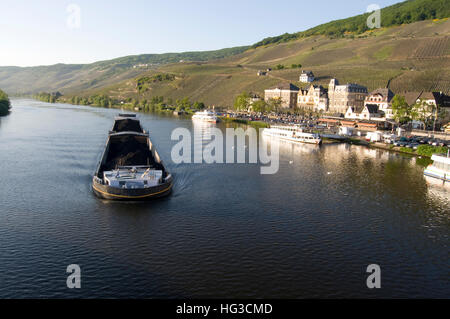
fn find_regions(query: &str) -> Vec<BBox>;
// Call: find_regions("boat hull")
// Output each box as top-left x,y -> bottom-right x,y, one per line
263,131 -> 322,145
192,118 -> 219,123
92,178 -> 173,201
424,170 -> 449,183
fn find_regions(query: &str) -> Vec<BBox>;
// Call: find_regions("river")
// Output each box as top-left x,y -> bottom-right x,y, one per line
0,99 -> 448,298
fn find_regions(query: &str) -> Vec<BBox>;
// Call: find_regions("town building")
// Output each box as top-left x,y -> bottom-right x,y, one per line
297,85 -> 328,112
364,88 -> 395,119
345,105 -> 383,121
264,83 -> 300,109
257,70 -> 267,76
403,91 -> 450,126
299,71 -> 315,83
327,79 -> 368,115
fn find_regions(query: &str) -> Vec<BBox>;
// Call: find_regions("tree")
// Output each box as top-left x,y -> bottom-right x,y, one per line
233,92 -> 250,111
391,95 -> 411,124
411,99 -> 435,128
0,89 -> 11,116
251,100 -> 267,113
192,102 -> 205,111
275,64 -> 285,70
176,97 -> 191,111
267,98 -> 282,113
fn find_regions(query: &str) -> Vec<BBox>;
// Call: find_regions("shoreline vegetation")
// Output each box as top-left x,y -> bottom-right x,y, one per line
33,92 -> 207,115
0,89 -> 11,116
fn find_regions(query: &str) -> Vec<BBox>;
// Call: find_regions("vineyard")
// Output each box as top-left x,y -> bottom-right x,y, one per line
411,37 -> 450,59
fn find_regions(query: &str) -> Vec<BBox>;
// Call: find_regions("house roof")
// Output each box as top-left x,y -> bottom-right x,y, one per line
348,106 -> 364,113
267,83 -> 300,91
401,91 -> 450,106
364,104 -> 380,113
301,70 -> 314,76
403,92 -> 422,106
418,92 -> 435,100
369,88 -> 395,101
435,92 -> 450,107
428,92 -> 450,107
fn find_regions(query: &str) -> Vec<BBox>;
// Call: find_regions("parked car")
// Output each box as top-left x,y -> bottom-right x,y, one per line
406,143 -> 419,149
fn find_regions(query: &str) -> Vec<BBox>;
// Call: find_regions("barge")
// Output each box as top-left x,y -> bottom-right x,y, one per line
92,114 -> 173,200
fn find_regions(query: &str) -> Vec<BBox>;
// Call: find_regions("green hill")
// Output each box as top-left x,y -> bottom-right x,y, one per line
0,46 -> 249,95
253,0 -> 450,47
70,18 -> 450,108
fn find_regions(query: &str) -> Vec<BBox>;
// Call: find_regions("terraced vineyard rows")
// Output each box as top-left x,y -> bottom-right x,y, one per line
412,37 -> 450,59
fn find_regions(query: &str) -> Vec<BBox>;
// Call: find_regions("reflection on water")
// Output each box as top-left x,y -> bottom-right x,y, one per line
0,99 -> 448,299
425,175 -> 450,200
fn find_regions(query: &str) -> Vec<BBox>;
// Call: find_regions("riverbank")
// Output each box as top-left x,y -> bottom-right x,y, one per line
26,97 -> 449,159
219,117 -> 270,129
324,135 -> 448,159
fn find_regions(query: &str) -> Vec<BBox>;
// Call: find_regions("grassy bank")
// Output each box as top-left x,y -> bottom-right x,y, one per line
370,142 -> 448,158
219,117 -> 270,129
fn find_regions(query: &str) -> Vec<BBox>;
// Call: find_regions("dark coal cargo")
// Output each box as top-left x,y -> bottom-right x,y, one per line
92,114 -> 173,201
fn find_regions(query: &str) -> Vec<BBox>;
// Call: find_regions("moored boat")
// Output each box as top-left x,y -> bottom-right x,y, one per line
192,110 -> 219,123
262,125 -> 322,145
424,151 -> 450,183
92,114 -> 173,200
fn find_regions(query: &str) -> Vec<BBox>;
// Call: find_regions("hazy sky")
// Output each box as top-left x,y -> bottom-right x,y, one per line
0,0 -> 401,67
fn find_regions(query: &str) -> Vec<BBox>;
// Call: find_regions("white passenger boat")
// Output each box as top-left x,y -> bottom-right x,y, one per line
192,110 -> 219,123
424,151 -> 450,183
262,125 -> 322,145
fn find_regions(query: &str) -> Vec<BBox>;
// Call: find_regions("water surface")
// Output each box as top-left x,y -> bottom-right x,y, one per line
0,99 -> 448,298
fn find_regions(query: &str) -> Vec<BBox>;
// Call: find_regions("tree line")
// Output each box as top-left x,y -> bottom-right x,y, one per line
33,91 -> 207,114
33,92 -> 62,103
0,89 -> 11,116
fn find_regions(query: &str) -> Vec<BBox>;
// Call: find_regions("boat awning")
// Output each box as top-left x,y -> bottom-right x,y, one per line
319,118 -> 339,124
341,121 -> 357,127
358,123 -> 378,128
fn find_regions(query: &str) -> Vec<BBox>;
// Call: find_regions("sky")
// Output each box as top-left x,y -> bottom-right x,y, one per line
0,0 -> 401,67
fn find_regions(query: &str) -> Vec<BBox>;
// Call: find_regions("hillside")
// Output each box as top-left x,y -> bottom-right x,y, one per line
253,0 -> 450,47
73,18 -> 450,108
0,46 -> 249,95
1,0 -> 449,108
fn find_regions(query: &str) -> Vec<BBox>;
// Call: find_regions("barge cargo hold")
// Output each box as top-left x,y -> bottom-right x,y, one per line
92,114 -> 173,200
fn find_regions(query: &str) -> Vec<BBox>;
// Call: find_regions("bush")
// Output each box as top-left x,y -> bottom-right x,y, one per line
417,145 -> 449,157
0,89 -> 11,116
400,147 -> 414,154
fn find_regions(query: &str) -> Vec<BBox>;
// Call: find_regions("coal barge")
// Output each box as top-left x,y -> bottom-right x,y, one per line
92,114 -> 173,200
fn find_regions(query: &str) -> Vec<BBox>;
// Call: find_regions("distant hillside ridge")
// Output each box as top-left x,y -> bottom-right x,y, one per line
0,46 -> 249,95
253,0 -> 450,48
